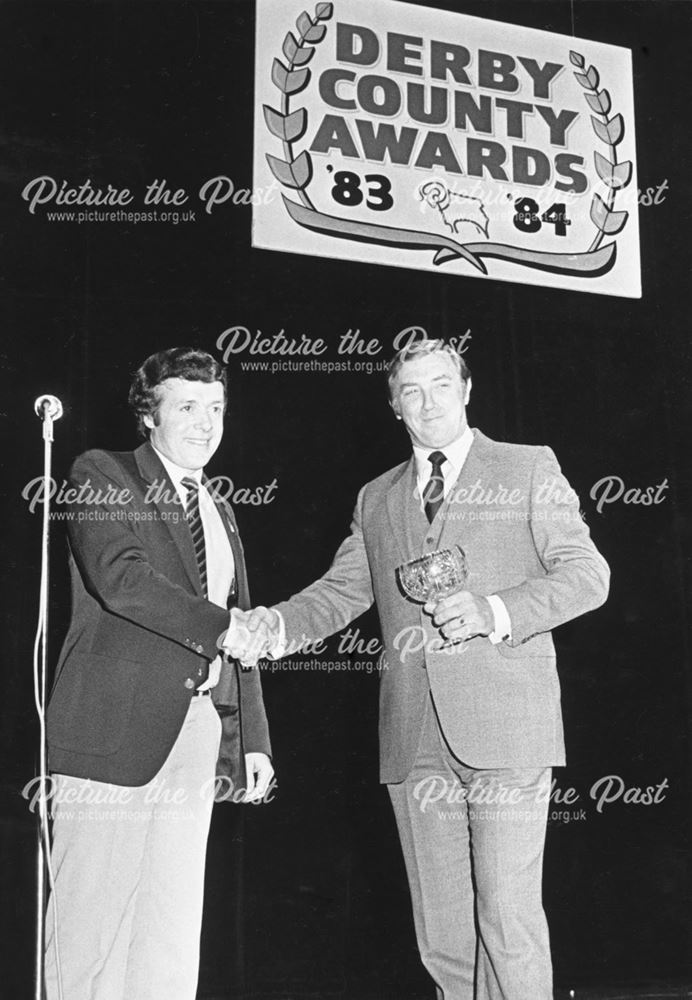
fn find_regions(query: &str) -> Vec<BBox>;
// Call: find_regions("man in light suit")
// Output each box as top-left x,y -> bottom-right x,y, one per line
237,338 -> 609,999
44,347 -> 273,1000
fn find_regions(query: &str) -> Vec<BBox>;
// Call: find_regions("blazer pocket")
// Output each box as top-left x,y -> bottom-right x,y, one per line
48,653 -> 139,756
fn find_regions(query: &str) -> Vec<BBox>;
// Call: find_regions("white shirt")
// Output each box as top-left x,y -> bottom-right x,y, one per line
154,448 -> 235,687
412,427 -> 511,645
413,424 -> 475,508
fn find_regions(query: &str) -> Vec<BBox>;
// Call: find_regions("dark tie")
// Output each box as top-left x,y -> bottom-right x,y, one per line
181,477 -> 208,599
423,451 -> 447,524
182,477 -> 209,687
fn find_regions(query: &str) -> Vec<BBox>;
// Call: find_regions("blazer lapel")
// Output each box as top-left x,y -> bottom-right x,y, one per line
198,482 -> 249,715
204,480 -> 250,610
135,442 -> 201,595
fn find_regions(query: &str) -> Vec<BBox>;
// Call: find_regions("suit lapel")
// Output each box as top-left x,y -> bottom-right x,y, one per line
436,428 -> 495,550
385,458 -> 424,563
135,442 -> 201,594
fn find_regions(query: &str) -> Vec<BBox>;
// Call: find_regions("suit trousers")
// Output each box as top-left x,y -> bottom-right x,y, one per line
388,696 -> 553,1000
44,695 -> 222,1000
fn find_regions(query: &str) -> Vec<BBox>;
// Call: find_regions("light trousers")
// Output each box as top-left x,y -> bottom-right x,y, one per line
44,695 -> 222,1000
388,696 -> 553,1000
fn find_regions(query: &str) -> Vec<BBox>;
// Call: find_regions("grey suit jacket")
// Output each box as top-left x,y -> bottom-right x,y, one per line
275,429 -> 609,782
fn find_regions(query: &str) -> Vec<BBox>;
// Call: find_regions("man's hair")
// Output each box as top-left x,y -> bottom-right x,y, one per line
386,338 -> 471,399
128,347 -> 227,438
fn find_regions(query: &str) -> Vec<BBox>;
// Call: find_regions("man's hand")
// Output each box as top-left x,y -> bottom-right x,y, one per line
425,591 -> 494,643
244,606 -> 281,647
243,752 -> 274,803
222,607 -> 281,667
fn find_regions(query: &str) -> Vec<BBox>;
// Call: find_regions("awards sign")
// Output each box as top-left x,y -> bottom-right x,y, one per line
252,0 -> 640,298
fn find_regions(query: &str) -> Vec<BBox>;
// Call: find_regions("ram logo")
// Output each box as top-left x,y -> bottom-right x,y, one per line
418,181 -> 490,239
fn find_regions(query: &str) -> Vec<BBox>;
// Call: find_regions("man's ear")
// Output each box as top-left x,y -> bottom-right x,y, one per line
464,378 -> 472,406
389,399 -> 402,421
143,412 -> 155,431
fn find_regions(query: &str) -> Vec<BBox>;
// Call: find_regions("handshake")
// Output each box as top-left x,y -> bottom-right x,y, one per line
221,606 -> 284,667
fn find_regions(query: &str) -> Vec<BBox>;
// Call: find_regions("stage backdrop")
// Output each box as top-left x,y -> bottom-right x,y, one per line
2,2 -> 690,998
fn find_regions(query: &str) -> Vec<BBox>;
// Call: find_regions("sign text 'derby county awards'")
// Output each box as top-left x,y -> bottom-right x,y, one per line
253,0 -> 640,297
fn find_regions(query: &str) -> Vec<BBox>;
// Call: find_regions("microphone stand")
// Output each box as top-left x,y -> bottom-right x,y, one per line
32,395 -> 64,1000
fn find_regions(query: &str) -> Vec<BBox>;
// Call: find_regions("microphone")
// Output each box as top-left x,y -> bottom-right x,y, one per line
34,395 -> 64,421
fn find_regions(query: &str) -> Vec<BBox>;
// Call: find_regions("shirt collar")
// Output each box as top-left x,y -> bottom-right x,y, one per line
412,424 -> 474,481
152,446 -> 203,491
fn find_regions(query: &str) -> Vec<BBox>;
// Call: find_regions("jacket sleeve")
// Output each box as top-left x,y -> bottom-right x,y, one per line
65,449 -> 230,661
496,446 -> 610,645
273,486 -> 375,651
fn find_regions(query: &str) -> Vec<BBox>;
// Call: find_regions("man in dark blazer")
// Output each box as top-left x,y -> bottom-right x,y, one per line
238,339 -> 609,999
44,347 -> 272,1000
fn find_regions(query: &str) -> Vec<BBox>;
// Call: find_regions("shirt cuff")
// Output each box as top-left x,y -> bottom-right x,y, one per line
486,594 -> 512,645
217,609 -> 237,652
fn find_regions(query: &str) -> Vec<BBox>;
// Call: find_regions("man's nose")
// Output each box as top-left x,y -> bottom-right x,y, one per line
421,389 -> 436,410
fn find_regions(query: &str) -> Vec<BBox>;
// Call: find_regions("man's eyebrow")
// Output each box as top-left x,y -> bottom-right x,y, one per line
176,396 -> 224,404
400,373 -> 452,387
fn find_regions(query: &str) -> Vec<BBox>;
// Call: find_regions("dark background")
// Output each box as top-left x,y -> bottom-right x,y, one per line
1,1 -> 690,997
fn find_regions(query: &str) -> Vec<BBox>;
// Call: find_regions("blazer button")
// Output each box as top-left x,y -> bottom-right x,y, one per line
426,537 -> 434,546
184,678 -> 195,690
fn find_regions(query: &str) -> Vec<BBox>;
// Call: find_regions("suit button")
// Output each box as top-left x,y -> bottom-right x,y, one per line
426,537 -> 434,546
184,678 -> 195,690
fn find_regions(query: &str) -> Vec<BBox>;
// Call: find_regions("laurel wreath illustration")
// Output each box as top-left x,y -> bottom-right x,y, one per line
263,4 -> 629,279
570,51 -> 632,251
263,3 -> 333,211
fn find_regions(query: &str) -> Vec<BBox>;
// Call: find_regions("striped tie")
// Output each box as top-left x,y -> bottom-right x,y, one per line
182,477 -> 208,598
423,451 -> 447,524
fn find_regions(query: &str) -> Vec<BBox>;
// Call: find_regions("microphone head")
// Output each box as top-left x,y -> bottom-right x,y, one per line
34,395 -> 64,420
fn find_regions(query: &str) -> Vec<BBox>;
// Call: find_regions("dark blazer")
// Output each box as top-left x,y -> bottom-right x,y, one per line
47,442 -> 270,790
275,429 -> 609,782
